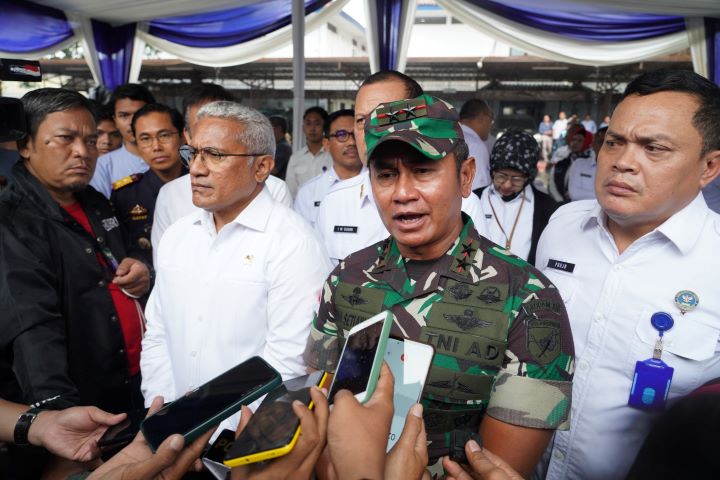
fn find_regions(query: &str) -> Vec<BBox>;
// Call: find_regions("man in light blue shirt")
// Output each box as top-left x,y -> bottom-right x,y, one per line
90,84 -> 155,198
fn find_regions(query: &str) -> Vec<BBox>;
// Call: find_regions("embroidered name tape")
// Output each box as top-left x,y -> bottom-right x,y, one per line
334,225 -> 358,233
547,259 -> 575,273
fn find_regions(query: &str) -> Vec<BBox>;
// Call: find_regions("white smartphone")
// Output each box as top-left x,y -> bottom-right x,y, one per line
328,310 -> 393,404
385,337 -> 435,452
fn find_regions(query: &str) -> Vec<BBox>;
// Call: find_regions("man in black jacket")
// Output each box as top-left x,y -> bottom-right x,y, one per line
0,88 -> 151,418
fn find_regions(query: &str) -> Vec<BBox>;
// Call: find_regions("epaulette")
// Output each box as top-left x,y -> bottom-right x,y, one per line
112,173 -> 143,191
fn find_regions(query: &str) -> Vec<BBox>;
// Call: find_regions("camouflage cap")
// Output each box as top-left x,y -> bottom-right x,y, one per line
365,94 -> 464,162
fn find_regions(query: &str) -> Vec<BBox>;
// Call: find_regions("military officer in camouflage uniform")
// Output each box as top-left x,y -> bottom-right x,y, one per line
111,104 -> 186,265
304,94 -> 574,477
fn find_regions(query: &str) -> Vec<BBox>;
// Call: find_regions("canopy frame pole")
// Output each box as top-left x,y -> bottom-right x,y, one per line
291,0 -> 306,152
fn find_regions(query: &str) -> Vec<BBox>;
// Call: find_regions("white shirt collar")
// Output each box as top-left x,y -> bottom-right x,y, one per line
581,193 -> 709,255
196,185 -> 274,236
301,145 -> 326,157
489,183 -> 535,205
358,168 -> 375,207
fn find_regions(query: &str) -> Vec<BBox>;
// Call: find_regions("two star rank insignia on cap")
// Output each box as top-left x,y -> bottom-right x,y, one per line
375,98 -> 428,126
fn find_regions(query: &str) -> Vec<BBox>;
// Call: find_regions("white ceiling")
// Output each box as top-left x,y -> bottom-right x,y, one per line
31,0 -> 264,25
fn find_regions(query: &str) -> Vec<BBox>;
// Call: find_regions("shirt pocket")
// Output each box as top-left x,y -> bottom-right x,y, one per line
630,307 -> 719,396
544,270 -> 577,304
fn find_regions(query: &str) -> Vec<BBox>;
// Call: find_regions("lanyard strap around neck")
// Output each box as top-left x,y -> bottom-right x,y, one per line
488,189 -> 526,250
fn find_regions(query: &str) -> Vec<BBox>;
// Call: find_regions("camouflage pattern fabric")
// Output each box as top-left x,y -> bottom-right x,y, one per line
365,94 -> 464,162
303,215 -> 575,460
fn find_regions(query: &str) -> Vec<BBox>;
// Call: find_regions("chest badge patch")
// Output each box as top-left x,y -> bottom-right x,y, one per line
449,283 -> 473,300
443,309 -> 492,331
674,290 -> 698,315
130,204 -> 148,221
341,287 -> 368,307
477,286 -> 501,304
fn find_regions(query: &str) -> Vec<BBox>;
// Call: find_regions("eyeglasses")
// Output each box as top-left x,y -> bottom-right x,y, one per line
493,171 -> 527,187
179,145 -> 263,168
137,131 -> 178,149
328,129 -> 355,143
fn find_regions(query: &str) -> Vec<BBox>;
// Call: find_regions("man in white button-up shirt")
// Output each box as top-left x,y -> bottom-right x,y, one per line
294,109 -> 362,227
141,102 -> 332,425
285,107 -> 332,197
459,98 -> 494,190
150,86 -> 291,263
536,69 -> 720,480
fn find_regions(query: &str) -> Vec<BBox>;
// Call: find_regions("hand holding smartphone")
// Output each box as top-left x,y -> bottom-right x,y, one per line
223,371 -> 329,467
328,310 -> 393,404
140,356 -> 282,451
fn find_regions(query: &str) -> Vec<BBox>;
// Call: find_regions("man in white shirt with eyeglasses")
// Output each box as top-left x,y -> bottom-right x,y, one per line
141,102 -> 332,430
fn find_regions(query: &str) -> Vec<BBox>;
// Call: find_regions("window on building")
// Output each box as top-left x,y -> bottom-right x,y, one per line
352,39 -> 357,46
328,23 -> 337,33
451,17 -> 462,24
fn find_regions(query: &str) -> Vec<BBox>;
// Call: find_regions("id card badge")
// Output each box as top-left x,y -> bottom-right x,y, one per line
628,358 -> 673,411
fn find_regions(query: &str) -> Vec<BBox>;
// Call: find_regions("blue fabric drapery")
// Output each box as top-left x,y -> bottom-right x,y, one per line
465,0 -> 686,41
91,20 -> 136,91
375,0 -> 404,71
147,0 -> 330,48
706,18 -> 720,84
1,0 -> 73,53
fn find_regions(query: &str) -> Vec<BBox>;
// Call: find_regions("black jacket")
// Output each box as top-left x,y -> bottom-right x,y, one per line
0,162 -> 146,413
472,185 -> 559,266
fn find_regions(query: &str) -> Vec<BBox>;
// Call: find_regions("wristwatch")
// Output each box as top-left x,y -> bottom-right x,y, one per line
14,407 -> 43,446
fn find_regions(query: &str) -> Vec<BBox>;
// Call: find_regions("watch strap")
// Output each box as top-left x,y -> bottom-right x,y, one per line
14,407 -> 43,446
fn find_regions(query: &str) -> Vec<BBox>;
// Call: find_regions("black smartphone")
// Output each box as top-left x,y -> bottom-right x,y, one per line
140,356 -> 282,451
98,407 -> 149,451
449,429 -> 484,464
223,371 -> 328,467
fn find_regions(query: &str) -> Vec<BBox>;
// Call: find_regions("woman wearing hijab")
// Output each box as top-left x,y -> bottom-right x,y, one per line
548,124 -> 596,202
473,128 -> 559,265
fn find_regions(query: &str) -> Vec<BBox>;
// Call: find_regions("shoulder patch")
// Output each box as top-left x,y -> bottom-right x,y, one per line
112,173 -> 143,191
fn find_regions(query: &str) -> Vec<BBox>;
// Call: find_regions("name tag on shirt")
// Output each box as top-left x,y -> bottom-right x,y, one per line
334,225 -> 358,234
314,201 -> 321,207
547,259 -> 575,273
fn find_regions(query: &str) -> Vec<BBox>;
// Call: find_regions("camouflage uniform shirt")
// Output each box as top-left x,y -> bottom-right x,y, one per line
304,215 -> 574,458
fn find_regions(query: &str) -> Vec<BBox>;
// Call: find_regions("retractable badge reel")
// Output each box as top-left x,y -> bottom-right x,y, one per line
628,312 -> 674,411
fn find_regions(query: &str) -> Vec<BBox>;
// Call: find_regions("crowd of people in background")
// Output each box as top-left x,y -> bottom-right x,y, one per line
0,67 -> 719,480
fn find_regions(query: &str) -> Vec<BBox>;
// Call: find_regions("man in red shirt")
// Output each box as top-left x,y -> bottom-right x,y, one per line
0,88 -> 151,422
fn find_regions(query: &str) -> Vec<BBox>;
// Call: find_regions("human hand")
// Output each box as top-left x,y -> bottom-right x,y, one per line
29,406 -> 126,462
231,387 -> 329,480
326,362 -> 394,480
113,257 -> 150,296
443,441 -> 524,480
87,396 -> 214,480
385,403 -> 428,480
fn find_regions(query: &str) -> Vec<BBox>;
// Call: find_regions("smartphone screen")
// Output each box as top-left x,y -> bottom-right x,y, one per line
141,356 -> 280,450
385,337 -> 434,451
328,316 -> 386,402
224,371 -> 325,466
